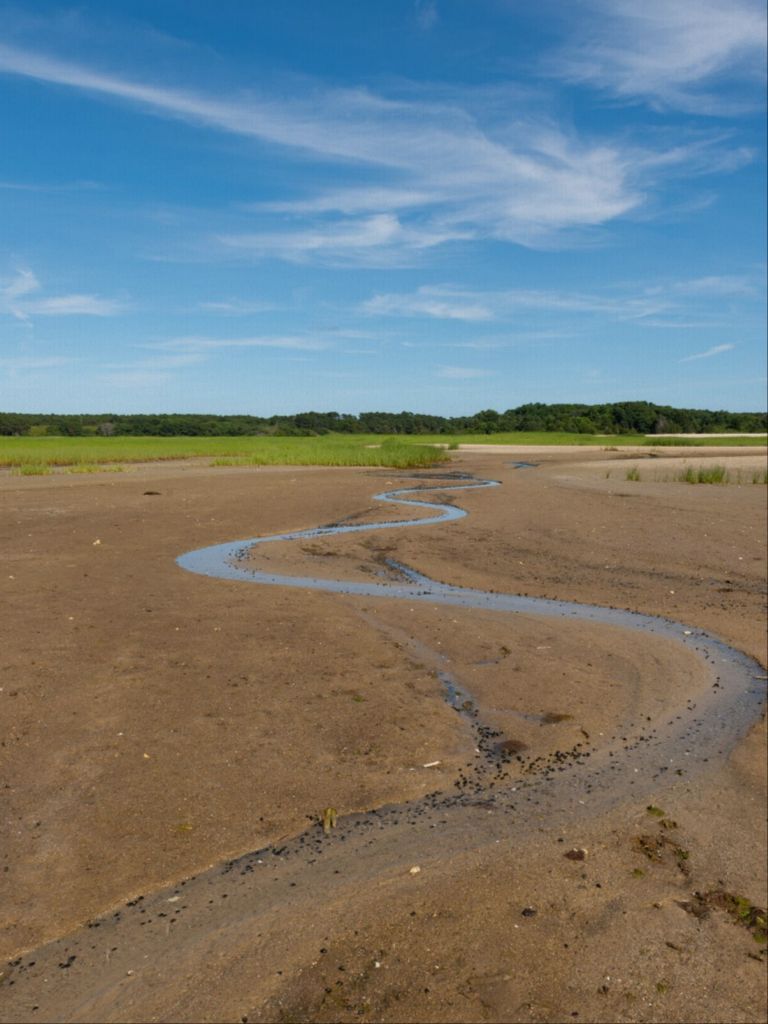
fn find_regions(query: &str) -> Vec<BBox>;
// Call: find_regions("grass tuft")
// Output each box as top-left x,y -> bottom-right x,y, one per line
13,463 -> 51,476
678,464 -> 728,484
66,463 -> 125,474
644,437 -> 696,447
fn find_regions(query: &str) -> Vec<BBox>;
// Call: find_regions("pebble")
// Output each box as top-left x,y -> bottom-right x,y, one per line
564,848 -> 588,861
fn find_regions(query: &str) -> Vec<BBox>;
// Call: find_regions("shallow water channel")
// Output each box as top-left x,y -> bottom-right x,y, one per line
176,474 -> 765,797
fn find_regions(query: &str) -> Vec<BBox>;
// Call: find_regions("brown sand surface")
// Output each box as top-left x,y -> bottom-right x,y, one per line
0,449 -> 765,1023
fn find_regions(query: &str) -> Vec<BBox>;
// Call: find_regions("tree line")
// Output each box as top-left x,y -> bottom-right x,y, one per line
0,402 -> 765,437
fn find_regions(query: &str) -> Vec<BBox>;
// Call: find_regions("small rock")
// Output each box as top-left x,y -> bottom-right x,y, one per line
521,906 -> 537,917
565,848 -> 588,861
409,866 -> 421,875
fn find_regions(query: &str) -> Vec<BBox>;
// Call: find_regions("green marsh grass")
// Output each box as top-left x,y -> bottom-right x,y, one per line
13,463 -> 52,476
673,464 -> 767,485
623,463 -> 768,486
645,436 -> 766,447
210,438 -> 443,469
0,435 -> 445,470
678,464 -> 728,484
66,463 -> 125,474
411,432 -> 765,448
1,432 -> 763,471
643,437 -> 697,447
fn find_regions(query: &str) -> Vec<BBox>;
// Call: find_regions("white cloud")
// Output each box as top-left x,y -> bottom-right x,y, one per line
366,287 -> 492,321
0,267 -> 124,319
364,284 -> 667,321
105,353 -> 204,370
2,267 -> 39,299
24,294 -> 125,316
670,275 -> 756,296
154,335 -> 329,352
216,213 -> 467,268
0,42 -> 720,264
679,343 -> 736,362
197,299 -> 274,315
365,277 -> 762,329
552,0 -> 767,113
437,365 -> 492,379
253,187 -> 433,216
635,319 -> 729,329
0,40 -> 756,269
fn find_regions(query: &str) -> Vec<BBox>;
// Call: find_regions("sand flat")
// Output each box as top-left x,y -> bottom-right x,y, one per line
1,448 -> 765,1022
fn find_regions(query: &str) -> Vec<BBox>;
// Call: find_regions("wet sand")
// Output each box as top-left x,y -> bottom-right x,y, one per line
0,448 -> 765,1022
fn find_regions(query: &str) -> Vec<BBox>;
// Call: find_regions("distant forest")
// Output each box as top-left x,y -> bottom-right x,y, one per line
1,402 -> 765,437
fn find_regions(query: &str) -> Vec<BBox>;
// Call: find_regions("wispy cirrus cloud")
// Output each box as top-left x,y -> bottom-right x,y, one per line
197,299 -> 274,315
152,334 -> 329,353
365,277 -> 762,327
364,284 -> 668,321
0,41 -> 746,267
551,0 -> 766,114
404,330 -> 574,350
216,213 -> 471,268
678,343 -> 736,362
252,188 -> 434,216
1,267 -> 38,302
24,294 -> 125,316
668,274 -> 757,296
366,288 -> 493,321
0,267 -> 125,320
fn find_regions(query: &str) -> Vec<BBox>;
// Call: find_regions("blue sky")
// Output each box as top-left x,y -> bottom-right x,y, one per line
0,0 -> 765,415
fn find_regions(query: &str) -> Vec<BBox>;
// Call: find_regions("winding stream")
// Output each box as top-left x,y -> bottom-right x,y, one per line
175,475 -> 765,792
